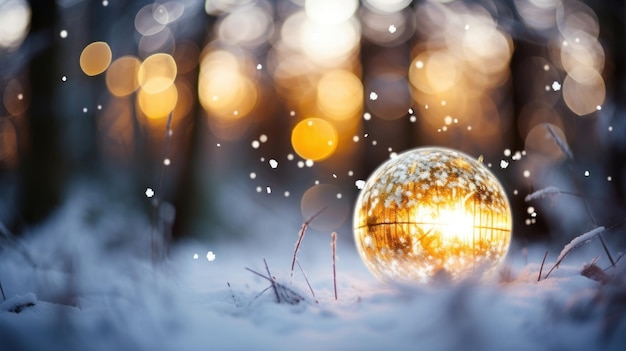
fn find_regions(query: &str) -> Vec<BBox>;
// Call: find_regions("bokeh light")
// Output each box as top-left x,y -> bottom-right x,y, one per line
198,50 -> 257,121
301,183 -> 349,231
137,53 -> 177,94
0,0 -> 30,50
524,123 -> 568,165
105,56 -> 141,97
3,79 -> 29,116
80,41 -> 112,76
562,67 -> 605,116
137,83 -> 178,119
291,117 -> 338,161
316,70 -> 363,121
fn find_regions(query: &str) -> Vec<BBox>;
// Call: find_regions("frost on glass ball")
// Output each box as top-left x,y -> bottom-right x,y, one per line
353,147 -> 512,284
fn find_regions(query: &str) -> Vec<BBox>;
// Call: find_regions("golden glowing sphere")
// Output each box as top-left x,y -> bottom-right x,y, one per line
353,147 -> 512,284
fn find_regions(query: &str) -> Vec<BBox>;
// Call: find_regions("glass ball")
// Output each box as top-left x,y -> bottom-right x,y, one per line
353,147 -> 512,284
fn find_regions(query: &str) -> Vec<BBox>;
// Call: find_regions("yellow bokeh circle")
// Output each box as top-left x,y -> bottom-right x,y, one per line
137,83 -> 178,119
105,56 -> 141,97
80,41 -> 112,76
291,118 -> 338,161
137,53 -> 177,94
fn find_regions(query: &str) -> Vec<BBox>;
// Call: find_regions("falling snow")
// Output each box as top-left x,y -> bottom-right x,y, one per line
145,188 -> 154,198
206,251 -> 216,262
369,92 -> 378,101
552,81 -> 561,91
269,159 -> 278,169
388,24 -> 397,33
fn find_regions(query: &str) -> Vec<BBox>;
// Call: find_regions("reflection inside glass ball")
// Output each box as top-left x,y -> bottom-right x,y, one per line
353,147 -> 512,284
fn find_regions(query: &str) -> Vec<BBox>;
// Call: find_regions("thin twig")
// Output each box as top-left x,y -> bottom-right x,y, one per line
264,258 -> 280,303
290,206 -> 328,279
245,261 -> 304,304
538,250 -> 548,282
331,232 -> 338,300
296,260 -> 317,303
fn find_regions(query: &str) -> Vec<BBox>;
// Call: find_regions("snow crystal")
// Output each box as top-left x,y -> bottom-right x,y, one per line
256,64 -> 262,70
249,172 -> 256,180
500,160 -> 509,169
59,30 -> 68,38
388,24 -> 397,33
145,188 -> 154,198
163,158 -> 171,166
363,112 -> 371,120
305,159 -> 314,167
61,75 -> 67,82
266,186 -> 271,194
269,159 -> 278,169
355,180 -> 366,189
193,253 -> 198,259
523,170 -> 530,178
552,81 -> 561,91
584,170 -> 590,177
206,251 -> 216,262
607,176 -> 612,181
369,92 -> 378,101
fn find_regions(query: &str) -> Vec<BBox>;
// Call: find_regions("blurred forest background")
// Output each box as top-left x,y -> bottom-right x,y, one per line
0,0 -> 625,250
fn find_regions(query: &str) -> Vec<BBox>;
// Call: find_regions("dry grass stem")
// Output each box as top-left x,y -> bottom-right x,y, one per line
296,260 -> 318,303
538,250 -> 548,282
331,232 -> 338,300
246,259 -> 304,305
290,206 -> 327,278
544,124 -> 616,267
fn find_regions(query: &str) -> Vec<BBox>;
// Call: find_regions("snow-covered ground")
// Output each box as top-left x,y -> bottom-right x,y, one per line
1,185 -> 625,351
